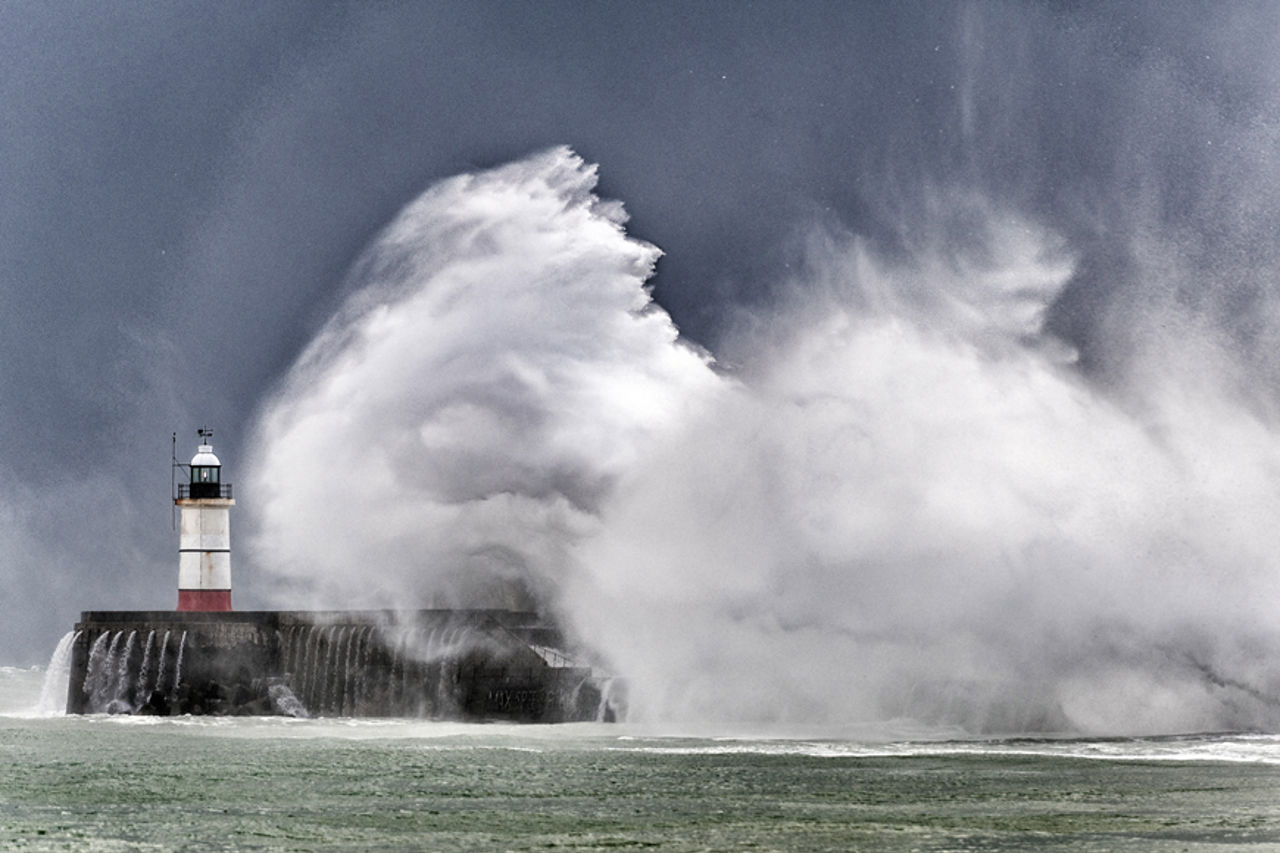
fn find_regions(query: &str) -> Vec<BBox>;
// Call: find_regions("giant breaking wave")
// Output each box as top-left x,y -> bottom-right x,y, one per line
244,147 -> 1280,735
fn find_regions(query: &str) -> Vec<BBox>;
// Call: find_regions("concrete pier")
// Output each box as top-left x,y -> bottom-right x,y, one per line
67,610 -> 621,722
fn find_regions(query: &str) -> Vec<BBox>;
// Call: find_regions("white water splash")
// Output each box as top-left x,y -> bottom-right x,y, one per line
108,630 -> 137,713
136,629 -> 156,702
32,631 -> 78,716
267,681 -> 309,718
155,629 -> 171,696
82,632 -> 112,710
244,147 -> 719,613
246,148 -> 1280,735
172,631 -> 187,698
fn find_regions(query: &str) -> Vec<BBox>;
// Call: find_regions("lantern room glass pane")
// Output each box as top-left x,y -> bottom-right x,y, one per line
192,466 -> 219,484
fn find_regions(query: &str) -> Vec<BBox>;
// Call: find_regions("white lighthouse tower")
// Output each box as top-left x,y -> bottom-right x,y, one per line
175,429 -> 234,611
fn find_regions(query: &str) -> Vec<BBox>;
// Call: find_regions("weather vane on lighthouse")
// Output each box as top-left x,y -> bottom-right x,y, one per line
174,429 -> 235,611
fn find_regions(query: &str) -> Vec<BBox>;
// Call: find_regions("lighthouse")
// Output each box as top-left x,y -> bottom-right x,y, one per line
175,429 -> 234,611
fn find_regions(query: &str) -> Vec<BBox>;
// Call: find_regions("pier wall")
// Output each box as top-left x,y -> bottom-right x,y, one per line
67,610 -> 621,722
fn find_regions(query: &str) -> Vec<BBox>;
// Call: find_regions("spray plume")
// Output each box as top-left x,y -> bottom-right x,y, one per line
246,148 -> 1280,735
244,148 -> 719,610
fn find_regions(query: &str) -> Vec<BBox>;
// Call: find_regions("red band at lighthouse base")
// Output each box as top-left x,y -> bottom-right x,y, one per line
177,589 -> 232,612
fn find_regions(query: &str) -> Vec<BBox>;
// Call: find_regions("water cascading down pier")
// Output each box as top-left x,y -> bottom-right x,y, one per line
65,610 -> 621,720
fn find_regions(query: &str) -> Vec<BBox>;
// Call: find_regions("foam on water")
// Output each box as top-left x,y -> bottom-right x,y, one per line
0,665 -> 46,716
6,709 -> 1279,851
9,649 -> 1280,765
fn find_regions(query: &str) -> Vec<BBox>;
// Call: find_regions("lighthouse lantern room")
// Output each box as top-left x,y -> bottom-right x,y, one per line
175,429 -> 234,611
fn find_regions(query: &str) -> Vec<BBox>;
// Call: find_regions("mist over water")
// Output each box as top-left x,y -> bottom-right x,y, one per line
246,147 -> 1280,735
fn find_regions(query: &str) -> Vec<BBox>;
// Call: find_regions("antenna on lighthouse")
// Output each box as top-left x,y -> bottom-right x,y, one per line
171,432 -> 177,530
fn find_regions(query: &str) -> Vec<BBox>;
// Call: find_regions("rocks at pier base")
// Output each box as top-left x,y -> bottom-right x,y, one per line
66,610 -> 624,722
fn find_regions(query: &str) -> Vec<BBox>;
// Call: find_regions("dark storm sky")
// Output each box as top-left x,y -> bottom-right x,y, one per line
4,1 -> 1280,662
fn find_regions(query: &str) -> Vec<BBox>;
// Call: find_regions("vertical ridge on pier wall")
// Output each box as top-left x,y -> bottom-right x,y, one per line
66,611 -> 622,722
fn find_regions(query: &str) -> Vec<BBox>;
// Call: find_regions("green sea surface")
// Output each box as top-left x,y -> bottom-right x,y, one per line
4,667 -> 1280,851
4,715 -> 1280,851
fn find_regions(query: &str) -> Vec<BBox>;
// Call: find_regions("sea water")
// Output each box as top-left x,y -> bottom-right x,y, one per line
4,666 -> 1280,851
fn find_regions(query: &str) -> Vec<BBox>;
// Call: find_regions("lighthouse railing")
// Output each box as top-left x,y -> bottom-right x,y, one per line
177,483 -> 233,500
